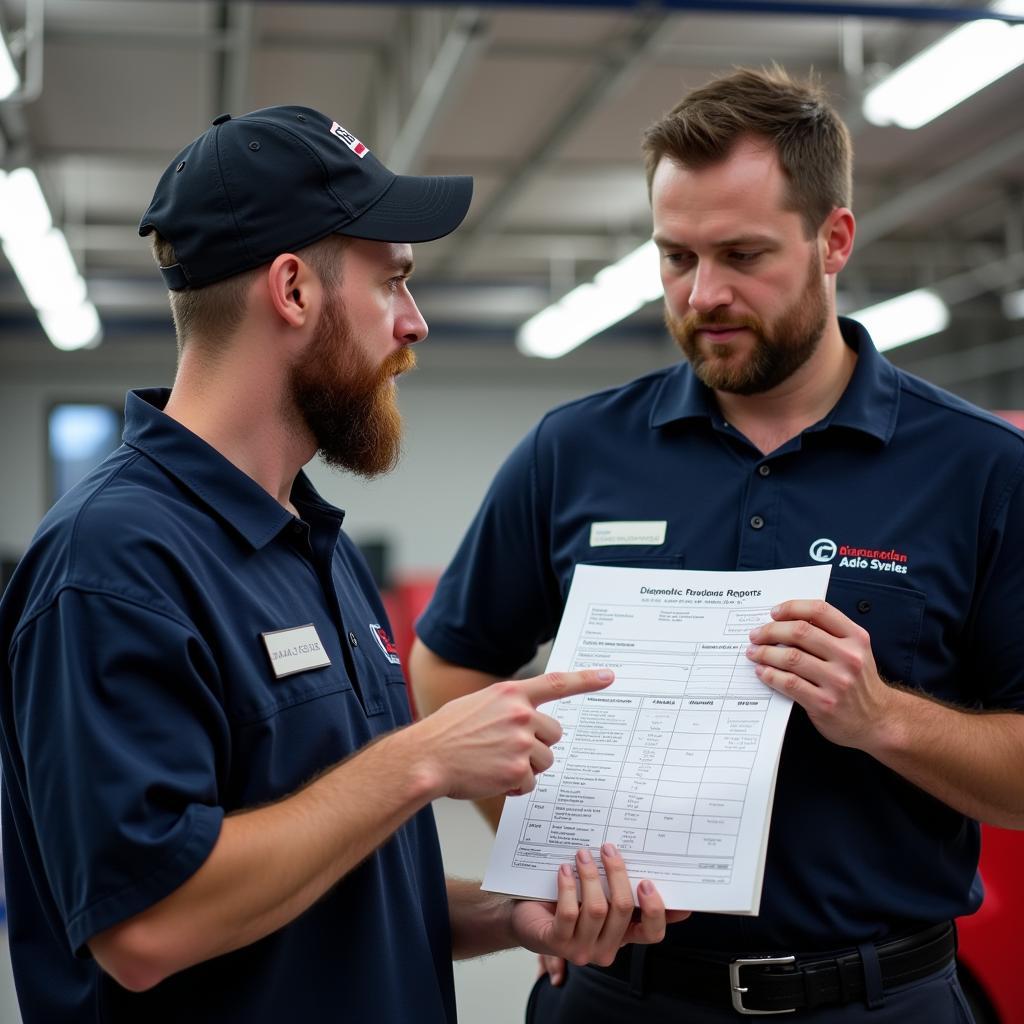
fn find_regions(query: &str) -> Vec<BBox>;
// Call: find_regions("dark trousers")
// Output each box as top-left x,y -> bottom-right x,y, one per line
526,960 -> 976,1023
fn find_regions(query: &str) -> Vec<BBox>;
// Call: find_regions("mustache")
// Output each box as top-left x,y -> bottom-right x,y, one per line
380,346 -> 417,379
671,309 -> 763,333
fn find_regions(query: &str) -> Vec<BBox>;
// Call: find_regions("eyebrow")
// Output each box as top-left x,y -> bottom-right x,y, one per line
652,233 -> 778,250
390,256 -> 415,276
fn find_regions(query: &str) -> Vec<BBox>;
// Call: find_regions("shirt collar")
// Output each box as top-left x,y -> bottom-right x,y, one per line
649,317 -> 899,444
122,388 -> 345,549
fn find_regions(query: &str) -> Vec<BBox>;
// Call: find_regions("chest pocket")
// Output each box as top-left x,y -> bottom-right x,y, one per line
827,576 -> 925,687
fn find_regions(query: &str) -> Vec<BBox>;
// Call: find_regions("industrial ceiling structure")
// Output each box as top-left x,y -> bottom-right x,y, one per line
1,0 -> 1023,403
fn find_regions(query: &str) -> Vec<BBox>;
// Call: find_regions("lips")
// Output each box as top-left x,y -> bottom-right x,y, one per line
698,325 -> 748,342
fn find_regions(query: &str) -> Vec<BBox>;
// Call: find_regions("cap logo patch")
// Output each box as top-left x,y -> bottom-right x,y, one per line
330,121 -> 368,158
369,623 -> 401,664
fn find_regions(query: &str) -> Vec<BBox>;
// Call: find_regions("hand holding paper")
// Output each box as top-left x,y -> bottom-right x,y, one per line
510,843 -> 690,967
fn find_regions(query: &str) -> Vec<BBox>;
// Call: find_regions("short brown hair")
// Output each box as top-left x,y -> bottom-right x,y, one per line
641,66 -> 852,236
150,233 -> 348,355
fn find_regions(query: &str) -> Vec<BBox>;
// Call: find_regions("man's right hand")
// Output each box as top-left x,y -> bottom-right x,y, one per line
412,669 -> 613,801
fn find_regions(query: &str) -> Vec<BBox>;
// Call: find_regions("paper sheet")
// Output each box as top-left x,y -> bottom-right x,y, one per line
483,563 -> 832,913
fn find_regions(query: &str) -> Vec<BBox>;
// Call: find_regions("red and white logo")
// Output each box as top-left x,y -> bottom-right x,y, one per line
329,121 -> 368,158
369,623 -> 401,665
808,537 -> 910,575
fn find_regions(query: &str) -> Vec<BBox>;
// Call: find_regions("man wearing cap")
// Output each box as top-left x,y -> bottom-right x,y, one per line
0,106 -> 683,1024
412,68 -> 1024,1021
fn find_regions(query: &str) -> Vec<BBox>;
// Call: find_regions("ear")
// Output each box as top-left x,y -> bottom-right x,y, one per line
820,207 -> 855,276
265,253 -> 321,329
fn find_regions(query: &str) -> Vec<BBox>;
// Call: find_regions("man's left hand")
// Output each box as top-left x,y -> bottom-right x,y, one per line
510,843 -> 689,968
746,599 -> 895,750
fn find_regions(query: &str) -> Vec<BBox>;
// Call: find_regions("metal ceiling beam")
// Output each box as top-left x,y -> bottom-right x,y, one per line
903,332 -> 1024,389
437,9 -> 672,276
343,0 -> 1020,23
386,7 -> 488,175
44,25 -> 383,54
856,130 -> 1024,249
216,2 -> 255,118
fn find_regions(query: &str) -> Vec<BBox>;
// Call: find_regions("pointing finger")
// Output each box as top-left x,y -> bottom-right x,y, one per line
520,670 -> 614,708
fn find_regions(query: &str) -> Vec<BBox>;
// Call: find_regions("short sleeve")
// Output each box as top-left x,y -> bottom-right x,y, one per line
416,427 -> 560,676
964,461 -> 1024,709
8,586 -> 227,954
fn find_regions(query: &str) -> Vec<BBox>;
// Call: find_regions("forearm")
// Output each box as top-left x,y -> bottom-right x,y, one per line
868,689 -> 1024,827
447,878 -> 518,960
410,639 -> 505,828
90,726 -> 440,990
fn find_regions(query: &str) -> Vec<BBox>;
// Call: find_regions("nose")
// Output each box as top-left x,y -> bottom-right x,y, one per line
396,291 -> 428,345
688,262 -> 731,315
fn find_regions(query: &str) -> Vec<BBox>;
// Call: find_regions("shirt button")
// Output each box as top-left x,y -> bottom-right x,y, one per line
750,515 -> 765,530
758,464 -> 771,477
348,631 -> 359,648
857,600 -> 872,614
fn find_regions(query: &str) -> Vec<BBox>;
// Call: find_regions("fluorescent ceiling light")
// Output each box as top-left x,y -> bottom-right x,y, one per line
849,288 -> 950,351
0,167 -> 53,240
0,30 -> 18,101
0,166 -> 104,350
3,228 -> 88,311
1002,288 -> 1024,320
40,301 -> 102,351
863,1 -> 1024,129
518,240 -> 661,359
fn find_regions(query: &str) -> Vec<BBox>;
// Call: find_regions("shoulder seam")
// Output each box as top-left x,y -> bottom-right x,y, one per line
66,449 -> 145,574
10,581 -> 208,655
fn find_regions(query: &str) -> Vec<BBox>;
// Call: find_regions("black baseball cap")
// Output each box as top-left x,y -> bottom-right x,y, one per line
139,105 -> 473,290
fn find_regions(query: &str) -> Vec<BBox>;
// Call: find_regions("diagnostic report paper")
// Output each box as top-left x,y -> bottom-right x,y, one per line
483,563 -> 832,914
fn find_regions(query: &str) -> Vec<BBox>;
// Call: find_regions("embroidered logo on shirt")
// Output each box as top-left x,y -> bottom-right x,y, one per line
808,537 -> 909,575
369,623 -> 401,665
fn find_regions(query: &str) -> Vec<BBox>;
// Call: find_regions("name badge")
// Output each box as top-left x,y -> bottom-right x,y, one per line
589,520 -> 667,547
261,624 -> 332,679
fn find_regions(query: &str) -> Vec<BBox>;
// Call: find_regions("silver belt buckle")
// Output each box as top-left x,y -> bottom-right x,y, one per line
729,955 -> 797,1015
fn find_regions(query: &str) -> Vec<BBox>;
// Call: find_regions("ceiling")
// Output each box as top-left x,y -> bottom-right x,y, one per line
1,0 -> 1023,402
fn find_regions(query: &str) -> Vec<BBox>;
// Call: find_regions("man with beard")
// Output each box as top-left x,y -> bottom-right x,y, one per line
411,68 -> 1024,1022
0,107 -> 683,1024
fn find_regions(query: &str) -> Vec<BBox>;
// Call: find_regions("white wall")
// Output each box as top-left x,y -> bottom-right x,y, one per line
0,334 -> 677,570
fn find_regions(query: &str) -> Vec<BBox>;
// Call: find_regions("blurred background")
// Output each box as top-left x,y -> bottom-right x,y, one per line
1,1 -> 1022,1021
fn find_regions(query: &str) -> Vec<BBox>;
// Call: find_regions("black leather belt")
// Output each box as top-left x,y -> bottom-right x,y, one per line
594,922 -> 956,1015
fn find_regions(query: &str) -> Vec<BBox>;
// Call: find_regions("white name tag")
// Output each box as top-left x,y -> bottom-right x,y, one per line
589,520 -> 667,547
261,624 -> 332,679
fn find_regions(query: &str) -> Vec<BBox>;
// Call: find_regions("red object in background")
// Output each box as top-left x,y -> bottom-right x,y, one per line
994,411 -> 1024,430
381,574 -> 440,718
957,826 -> 1024,1023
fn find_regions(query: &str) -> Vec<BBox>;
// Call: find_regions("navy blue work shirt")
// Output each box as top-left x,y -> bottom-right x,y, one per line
0,389 -> 455,1023
418,318 -> 1024,951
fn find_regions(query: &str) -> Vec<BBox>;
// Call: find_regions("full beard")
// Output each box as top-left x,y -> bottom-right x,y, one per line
666,252 -> 829,396
289,293 -> 415,478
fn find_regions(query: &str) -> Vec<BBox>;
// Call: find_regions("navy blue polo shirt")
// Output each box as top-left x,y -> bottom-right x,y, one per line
0,389 -> 456,1023
419,318 -> 1024,951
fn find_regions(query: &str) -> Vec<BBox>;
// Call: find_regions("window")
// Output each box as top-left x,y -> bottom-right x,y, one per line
48,403 -> 123,505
